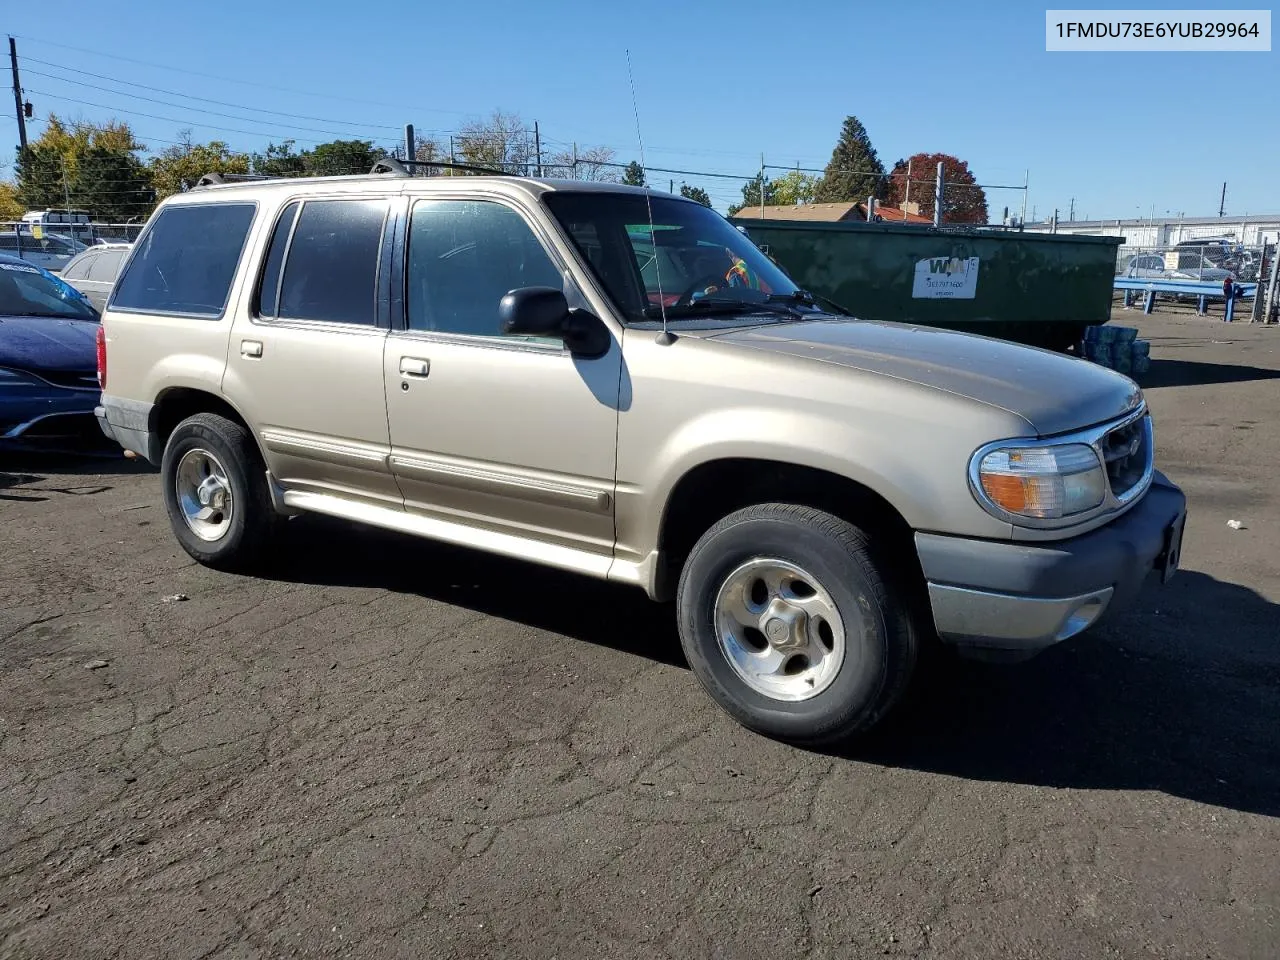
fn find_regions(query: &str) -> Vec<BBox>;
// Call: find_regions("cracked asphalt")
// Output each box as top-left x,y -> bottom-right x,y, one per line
2,313 -> 1278,960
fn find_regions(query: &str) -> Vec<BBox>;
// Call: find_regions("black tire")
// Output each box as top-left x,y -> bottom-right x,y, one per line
160,412 -> 279,572
676,503 -> 920,745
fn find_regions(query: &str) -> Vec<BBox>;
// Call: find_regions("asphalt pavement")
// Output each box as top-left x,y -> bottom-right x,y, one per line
1,313 -> 1277,959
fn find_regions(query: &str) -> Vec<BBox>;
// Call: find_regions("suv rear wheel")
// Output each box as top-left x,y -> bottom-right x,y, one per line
676,503 -> 920,745
161,412 -> 279,571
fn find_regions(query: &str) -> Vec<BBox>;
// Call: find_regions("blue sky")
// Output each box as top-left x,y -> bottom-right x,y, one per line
3,0 -> 1275,220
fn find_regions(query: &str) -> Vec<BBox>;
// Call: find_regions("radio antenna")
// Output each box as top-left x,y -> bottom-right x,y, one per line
625,49 -> 672,344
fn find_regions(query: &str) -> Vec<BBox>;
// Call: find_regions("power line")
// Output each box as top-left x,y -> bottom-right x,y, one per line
23,80 -> 397,141
20,59 -> 404,131
13,33 -> 482,118
25,89 -> 401,145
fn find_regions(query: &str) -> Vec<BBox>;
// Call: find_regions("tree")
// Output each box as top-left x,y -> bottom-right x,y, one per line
148,133 -> 250,199
813,115 -> 886,203
0,182 -> 23,220
770,170 -> 818,206
621,161 -> 647,187
679,183 -> 712,207
456,110 -> 532,174
14,115 -> 152,220
885,152 -> 988,224
304,139 -> 386,177
727,173 -> 777,216
545,145 -> 618,181
252,140 -> 307,177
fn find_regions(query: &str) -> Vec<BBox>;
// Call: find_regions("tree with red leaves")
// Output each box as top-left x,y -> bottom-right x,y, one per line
885,153 -> 989,224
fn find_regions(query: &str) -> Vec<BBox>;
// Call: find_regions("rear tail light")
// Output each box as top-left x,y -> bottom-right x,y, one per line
96,325 -> 107,391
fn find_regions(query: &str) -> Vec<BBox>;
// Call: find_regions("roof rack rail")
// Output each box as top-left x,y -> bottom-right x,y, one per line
369,157 -> 511,177
192,172 -> 276,189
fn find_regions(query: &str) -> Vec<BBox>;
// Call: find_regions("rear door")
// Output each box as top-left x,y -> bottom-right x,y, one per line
222,193 -> 403,507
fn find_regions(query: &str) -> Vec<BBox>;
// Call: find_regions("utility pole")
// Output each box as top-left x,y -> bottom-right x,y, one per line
9,36 -> 26,150
759,153 -> 766,219
1020,170 -> 1029,228
404,123 -> 414,171
1219,181 -> 1227,217
533,121 -> 542,178
932,161 -> 944,227
1069,197 -> 1075,221
571,142 -> 578,180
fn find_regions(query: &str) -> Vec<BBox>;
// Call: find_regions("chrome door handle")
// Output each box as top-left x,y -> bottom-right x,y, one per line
399,357 -> 430,377
241,339 -> 263,358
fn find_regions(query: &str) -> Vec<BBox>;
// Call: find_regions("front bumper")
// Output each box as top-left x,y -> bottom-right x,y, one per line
916,471 -> 1187,657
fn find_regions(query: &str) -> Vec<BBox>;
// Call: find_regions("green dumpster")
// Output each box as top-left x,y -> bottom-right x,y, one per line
728,216 -> 1123,350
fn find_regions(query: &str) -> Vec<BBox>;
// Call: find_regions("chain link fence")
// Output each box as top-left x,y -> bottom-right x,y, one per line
1,219 -> 146,273
1114,241 -> 1274,282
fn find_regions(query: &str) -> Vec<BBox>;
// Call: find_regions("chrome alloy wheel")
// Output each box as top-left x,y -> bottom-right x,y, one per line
174,447 -> 234,542
713,558 -> 848,702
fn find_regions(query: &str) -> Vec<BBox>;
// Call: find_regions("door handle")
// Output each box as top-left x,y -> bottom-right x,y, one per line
399,357 -> 430,377
241,339 -> 263,358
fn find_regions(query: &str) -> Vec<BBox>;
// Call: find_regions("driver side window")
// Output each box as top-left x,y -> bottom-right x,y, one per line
406,199 -> 564,339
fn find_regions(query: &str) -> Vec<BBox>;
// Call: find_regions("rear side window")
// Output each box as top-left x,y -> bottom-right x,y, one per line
255,201 -> 300,317
62,253 -> 96,280
276,199 -> 387,326
88,250 -> 124,282
110,203 -> 256,318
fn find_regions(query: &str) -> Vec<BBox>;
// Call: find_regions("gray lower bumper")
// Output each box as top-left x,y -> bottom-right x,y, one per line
96,395 -> 158,463
916,471 -> 1187,656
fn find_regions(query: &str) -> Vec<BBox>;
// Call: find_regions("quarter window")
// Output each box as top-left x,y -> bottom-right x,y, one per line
406,199 -> 563,337
88,250 -> 124,282
110,202 -> 256,318
255,201 -> 300,318
62,253 -> 96,281
276,199 -> 388,326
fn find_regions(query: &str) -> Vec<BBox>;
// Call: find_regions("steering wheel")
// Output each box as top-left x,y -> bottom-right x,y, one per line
672,272 -> 734,308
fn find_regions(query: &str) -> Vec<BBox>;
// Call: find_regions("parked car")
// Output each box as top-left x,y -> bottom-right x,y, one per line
60,243 -> 133,311
1122,253 -> 1230,283
0,230 -> 89,273
95,172 -> 1187,744
0,254 -> 106,452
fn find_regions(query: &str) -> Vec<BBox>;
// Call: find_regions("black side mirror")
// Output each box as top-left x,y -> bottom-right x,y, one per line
499,286 -> 611,358
500,286 -> 569,336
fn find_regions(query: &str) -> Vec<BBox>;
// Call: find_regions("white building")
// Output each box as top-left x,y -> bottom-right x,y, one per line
1021,213 -> 1280,249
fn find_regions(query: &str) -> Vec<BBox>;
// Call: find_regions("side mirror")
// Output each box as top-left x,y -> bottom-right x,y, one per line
499,286 -> 611,358
500,286 -> 569,336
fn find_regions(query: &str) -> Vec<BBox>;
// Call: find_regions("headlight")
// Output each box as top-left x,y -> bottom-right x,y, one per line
972,442 -> 1106,521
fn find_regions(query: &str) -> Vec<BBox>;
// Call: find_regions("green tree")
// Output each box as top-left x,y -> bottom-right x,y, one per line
621,161 -> 647,187
252,140 -> 307,177
0,181 -> 23,220
72,147 -> 154,222
885,152 -> 988,224
727,174 -> 777,216
14,115 -> 152,219
770,170 -> 818,206
149,134 -> 250,199
305,139 -> 385,176
813,115 -> 886,203
679,183 -> 712,207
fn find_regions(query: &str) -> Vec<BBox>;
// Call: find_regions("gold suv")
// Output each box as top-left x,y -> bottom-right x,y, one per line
96,167 -> 1187,743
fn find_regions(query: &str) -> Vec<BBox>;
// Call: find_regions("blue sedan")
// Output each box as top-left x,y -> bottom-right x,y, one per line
0,253 -> 109,453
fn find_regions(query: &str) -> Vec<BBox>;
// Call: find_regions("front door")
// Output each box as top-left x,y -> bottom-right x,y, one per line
384,196 -> 621,559
225,194 -> 402,507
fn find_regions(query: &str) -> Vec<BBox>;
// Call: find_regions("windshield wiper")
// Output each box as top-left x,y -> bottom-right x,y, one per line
766,289 -> 818,306
643,298 -> 801,320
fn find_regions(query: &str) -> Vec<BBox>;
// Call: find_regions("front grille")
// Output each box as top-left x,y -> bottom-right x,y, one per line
1100,415 -> 1150,498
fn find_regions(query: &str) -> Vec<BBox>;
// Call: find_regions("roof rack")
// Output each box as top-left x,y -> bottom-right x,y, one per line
370,157 -> 510,177
191,172 -> 278,189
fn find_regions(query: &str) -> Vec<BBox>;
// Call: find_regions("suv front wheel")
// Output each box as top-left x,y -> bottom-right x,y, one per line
676,503 -> 920,745
161,412 -> 280,571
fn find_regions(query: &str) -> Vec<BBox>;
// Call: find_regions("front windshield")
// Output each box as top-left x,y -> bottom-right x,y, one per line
0,260 -> 99,321
543,192 -> 803,323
